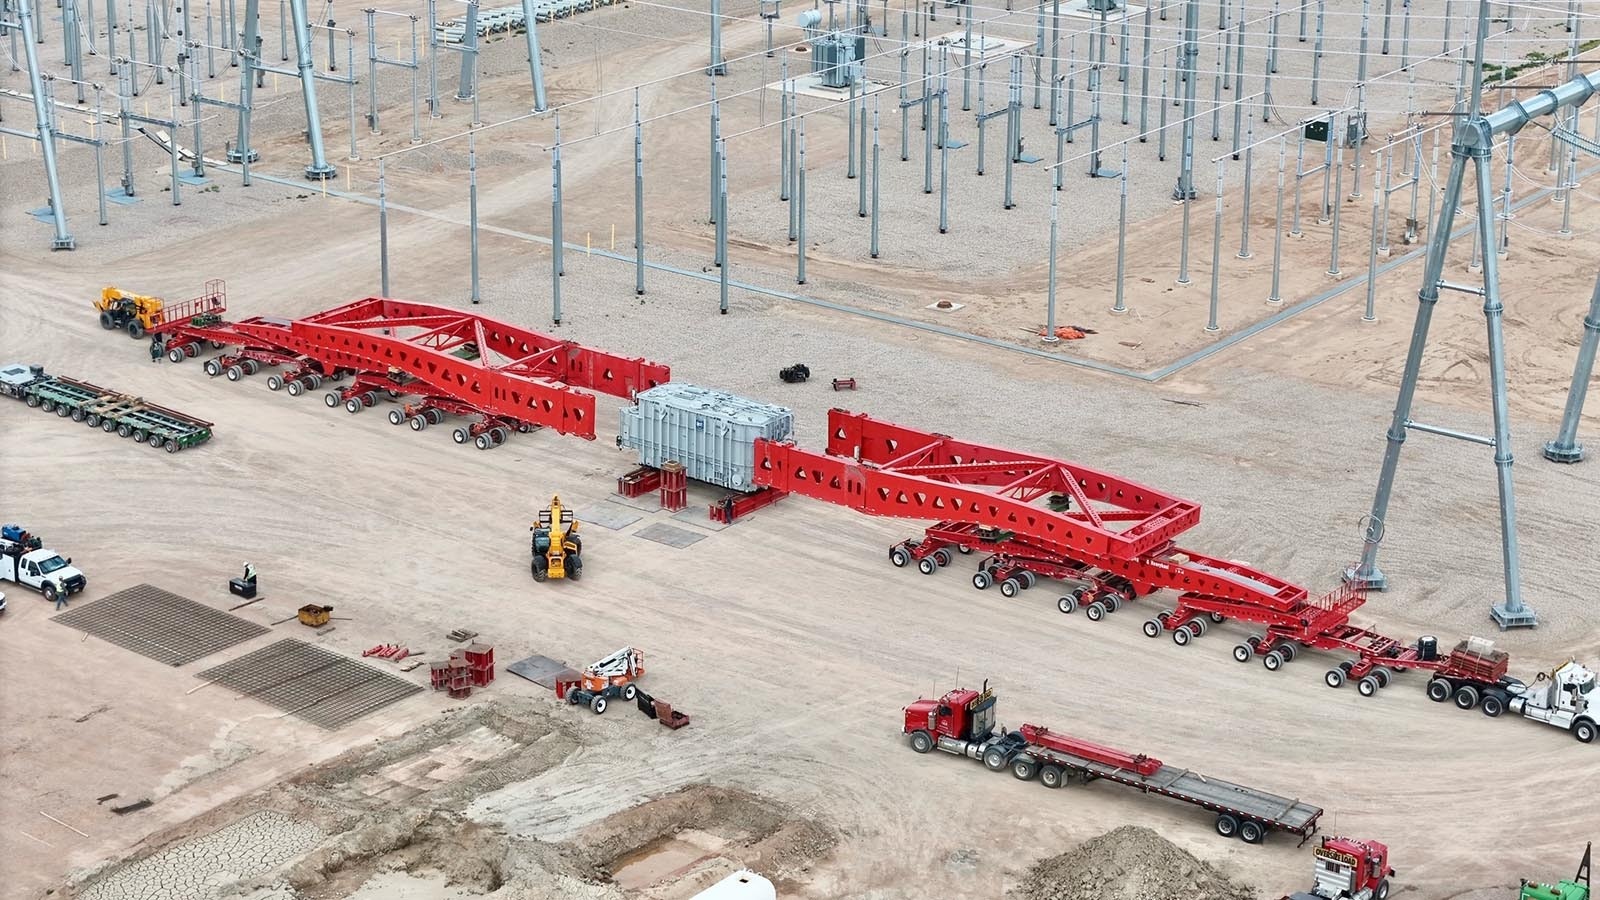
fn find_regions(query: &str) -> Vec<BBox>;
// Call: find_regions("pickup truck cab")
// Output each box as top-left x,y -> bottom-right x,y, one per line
0,543 -> 87,602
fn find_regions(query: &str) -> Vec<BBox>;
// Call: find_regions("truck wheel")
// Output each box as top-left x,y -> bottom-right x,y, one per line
999,578 -> 1020,598
957,545 -> 972,554
1374,879 -> 1390,900
1278,643 -> 1298,662
1262,650 -> 1285,671
1208,611 -> 1226,623
1171,625 -> 1191,646
1010,759 -> 1037,781
1371,667 -> 1393,689
1357,675 -> 1380,697
56,404 -> 72,417
388,408 -> 405,425
1057,595 -> 1077,614
1214,813 -> 1239,838
933,548 -> 953,568
1232,643 -> 1253,663
165,439 -> 180,453
266,374 -> 284,391
973,571 -> 993,591
1324,668 -> 1346,689
102,419 -> 117,432
590,696 -> 607,714
409,415 -> 429,431
1085,601 -> 1106,622
1574,719 -> 1597,744
1453,684 -> 1480,710
226,365 -> 244,382
205,359 -> 223,377
168,347 -> 186,363
475,433 -> 494,450
323,392 -> 340,408
345,398 -> 364,414
1039,764 -> 1064,788
1426,679 -> 1453,702
1017,571 -> 1037,590
85,414 -> 100,427
983,748 -> 1008,771
917,556 -> 937,575
70,407 -> 84,422
1142,619 -> 1163,638
117,423 -> 133,438
286,379 -> 304,396
42,582 -> 58,603
453,426 -> 470,444
148,432 -> 165,447
1238,820 -> 1264,844
1480,691 -> 1506,717
909,730 -> 934,754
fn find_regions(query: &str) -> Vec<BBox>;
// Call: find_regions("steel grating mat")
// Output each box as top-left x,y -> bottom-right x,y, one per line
196,639 -> 424,730
52,583 -> 270,666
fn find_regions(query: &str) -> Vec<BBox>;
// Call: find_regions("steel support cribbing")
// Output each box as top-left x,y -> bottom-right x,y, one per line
1348,1 -> 1600,628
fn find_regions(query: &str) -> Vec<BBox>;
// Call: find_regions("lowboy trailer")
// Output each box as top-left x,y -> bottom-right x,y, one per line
1,364 -> 214,452
904,686 -> 1323,845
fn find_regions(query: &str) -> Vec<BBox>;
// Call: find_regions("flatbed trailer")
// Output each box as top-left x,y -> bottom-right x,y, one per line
2,364 -> 213,452
904,687 -> 1323,846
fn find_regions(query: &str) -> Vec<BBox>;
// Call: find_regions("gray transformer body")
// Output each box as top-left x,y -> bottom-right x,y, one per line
618,384 -> 794,492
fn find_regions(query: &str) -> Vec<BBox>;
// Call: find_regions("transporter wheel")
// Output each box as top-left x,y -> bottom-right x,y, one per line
25,395 -> 40,407
909,730 -> 934,754
85,414 -> 100,428
889,545 -> 910,568
165,439 -> 180,452
1324,668 -> 1345,689
204,359 -> 223,377
39,399 -> 53,411
1010,759 -> 1037,781
243,360 -> 261,375
1427,679 -> 1453,702
1039,765 -> 1064,789
1279,643 -> 1298,662
1263,650 -> 1285,671
132,429 -> 148,442
1480,691 -> 1506,718
286,379 -> 304,396
1233,643 -> 1253,663
148,432 -> 165,447
266,374 -> 284,391
307,374 -> 325,389
917,557 -> 937,576
1238,820 -> 1264,844
325,392 -> 341,408
1574,719 -> 1597,744
409,415 -> 429,431
957,545 -> 972,554
168,347 -> 187,363
1192,618 -> 1209,637
1085,601 -> 1106,622
1208,612 -> 1225,623
388,408 -> 405,425
1017,571 -> 1038,590
226,365 -> 243,381
345,398 -> 364,414
973,571 -> 993,591
102,419 -> 117,432
1372,667 -> 1393,689
70,407 -> 84,422
1357,675 -> 1380,697
933,548 -> 953,568
1453,684 -> 1480,710
183,344 -> 200,358
117,423 -> 133,438
475,433 -> 494,450
56,404 -> 71,417
1215,813 -> 1239,838
453,426 -> 471,445
1105,594 -> 1123,613
1142,619 -> 1163,638
210,340 -> 227,350
590,695 -> 607,715
983,748 -> 1008,771
999,578 -> 1020,598
1171,625 -> 1191,646
1057,595 -> 1078,615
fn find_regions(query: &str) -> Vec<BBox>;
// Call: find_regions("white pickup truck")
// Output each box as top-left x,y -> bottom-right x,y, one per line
1,526 -> 87,603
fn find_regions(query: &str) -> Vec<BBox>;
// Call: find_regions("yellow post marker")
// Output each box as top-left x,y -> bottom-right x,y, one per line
347,167 -> 352,192
586,232 -> 591,255
2,135 -> 7,160
322,178 -> 328,199
610,223 -> 615,250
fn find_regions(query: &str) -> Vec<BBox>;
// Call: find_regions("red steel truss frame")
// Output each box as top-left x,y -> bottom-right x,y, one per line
753,409 -> 1308,610
157,297 -> 669,441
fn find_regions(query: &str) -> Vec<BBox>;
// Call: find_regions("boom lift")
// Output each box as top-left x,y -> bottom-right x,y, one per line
530,495 -> 583,582
561,647 -> 646,714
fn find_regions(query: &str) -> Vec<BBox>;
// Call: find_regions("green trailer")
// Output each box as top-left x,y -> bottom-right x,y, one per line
1,363 -> 214,453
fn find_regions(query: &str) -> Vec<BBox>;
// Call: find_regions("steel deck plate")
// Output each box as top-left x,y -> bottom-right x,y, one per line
506,654 -> 580,688
634,522 -> 707,549
52,584 -> 269,667
583,503 -> 644,532
196,639 -> 424,730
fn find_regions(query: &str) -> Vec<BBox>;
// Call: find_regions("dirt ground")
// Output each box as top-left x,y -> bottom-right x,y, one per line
3,0 -> 1599,898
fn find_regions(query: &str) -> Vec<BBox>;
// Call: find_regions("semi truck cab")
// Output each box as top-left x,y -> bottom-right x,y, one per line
1290,836 -> 1394,900
903,684 -> 1023,767
1511,662 -> 1598,740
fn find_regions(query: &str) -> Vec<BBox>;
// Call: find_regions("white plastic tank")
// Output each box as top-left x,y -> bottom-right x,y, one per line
692,870 -> 777,900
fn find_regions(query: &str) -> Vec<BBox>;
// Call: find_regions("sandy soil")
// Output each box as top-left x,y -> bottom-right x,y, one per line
2,0 -> 1599,899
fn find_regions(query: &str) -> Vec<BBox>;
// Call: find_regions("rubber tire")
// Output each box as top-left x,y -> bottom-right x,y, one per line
1372,667 -> 1393,689
1279,643 -> 1298,662
973,571 -> 992,590
1011,759 -> 1036,781
1574,719 -> 1597,743
117,424 -> 132,437
1215,813 -> 1239,838
1239,820 -> 1264,844
1039,765 -> 1064,788
1233,643 -> 1253,663
409,416 -> 428,431
85,414 -> 100,428
1017,571 -> 1038,590
226,365 -> 243,381
100,310 -> 118,329
1142,619 -> 1162,638
1172,626 -> 1191,646
1325,668 -> 1346,689
345,398 -> 363,413
1427,679 -> 1453,702
1209,612 -> 1226,623
909,730 -> 934,753
102,419 -> 116,432
1085,601 -> 1106,622
266,374 -> 284,391
168,348 -> 186,363
165,439 -> 179,453
983,748 -> 1008,771
42,582 -> 59,603
957,545 -> 972,554
532,559 -> 548,582
148,432 -> 165,447
590,696 -> 607,714
1192,618 -> 1209,637
1358,676 -> 1380,697
1263,650 -> 1284,671
1480,692 -> 1505,717
389,408 -> 406,425
325,392 -> 341,408
1453,685 -> 1480,710
70,407 -> 84,422
1374,880 -> 1390,900
205,359 -> 222,377
1057,595 -> 1077,614
453,427 -> 470,445
39,400 -> 54,412
933,548 -> 953,568
286,379 -> 304,396
623,684 -> 638,701
889,546 -> 910,568
132,429 -> 147,442
56,405 -> 71,417
999,578 -> 1020,598
128,321 -> 146,339
917,557 -> 937,575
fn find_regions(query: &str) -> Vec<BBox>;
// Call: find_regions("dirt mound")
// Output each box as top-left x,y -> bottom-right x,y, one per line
1012,826 -> 1254,900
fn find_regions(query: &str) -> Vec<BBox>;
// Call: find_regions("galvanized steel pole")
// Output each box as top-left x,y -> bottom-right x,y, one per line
635,90 -> 646,295
290,0 -> 335,177
18,0 -> 74,248
552,115 -> 564,324
378,157 -> 390,295
1206,161 -> 1222,331
521,0 -> 546,110
1544,271 -> 1600,462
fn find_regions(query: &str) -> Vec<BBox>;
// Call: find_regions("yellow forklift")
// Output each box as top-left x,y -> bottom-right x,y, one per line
531,496 -> 583,582
95,287 -> 166,339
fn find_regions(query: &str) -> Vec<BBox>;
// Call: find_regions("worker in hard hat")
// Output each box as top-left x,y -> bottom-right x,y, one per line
52,580 -> 70,610
149,340 -> 163,363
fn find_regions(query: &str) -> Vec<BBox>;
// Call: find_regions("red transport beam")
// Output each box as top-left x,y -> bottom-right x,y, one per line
754,409 -> 1309,610
1018,723 -> 1163,777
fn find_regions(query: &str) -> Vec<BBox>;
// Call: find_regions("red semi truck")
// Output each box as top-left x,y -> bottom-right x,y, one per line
902,686 -> 1324,845
1283,836 -> 1396,900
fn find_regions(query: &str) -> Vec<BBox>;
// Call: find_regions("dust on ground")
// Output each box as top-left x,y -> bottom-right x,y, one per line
1012,826 -> 1256,900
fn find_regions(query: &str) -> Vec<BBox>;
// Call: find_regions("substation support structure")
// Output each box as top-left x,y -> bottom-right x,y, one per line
1347,8 -> 1600,629
148,296 -> 670,445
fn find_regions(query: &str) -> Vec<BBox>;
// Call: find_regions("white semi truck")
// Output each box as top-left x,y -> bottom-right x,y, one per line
0,524 -> 87,604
